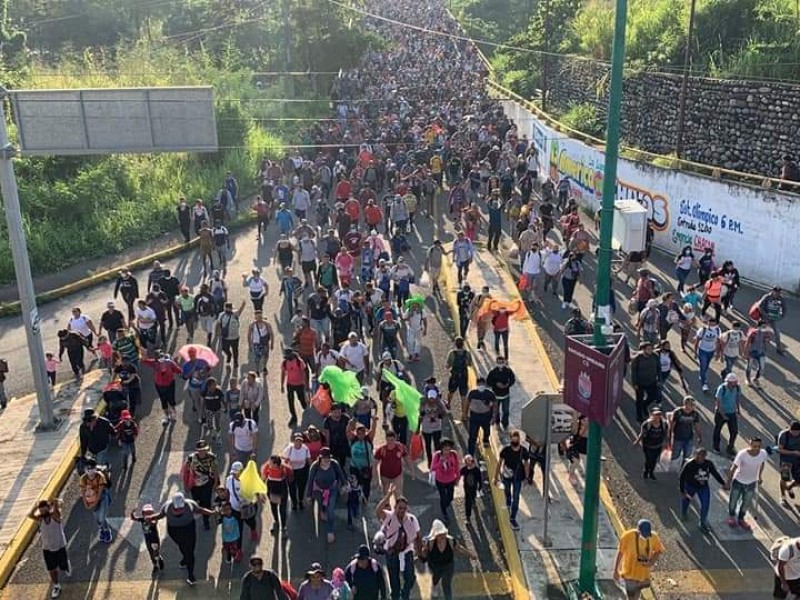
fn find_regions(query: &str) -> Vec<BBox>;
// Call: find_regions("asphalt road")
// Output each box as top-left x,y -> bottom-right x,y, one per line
2,205 -> 511,598
516,217 -> 800,599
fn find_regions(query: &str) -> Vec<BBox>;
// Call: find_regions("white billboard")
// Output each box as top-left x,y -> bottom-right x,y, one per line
11,86 -> 218,155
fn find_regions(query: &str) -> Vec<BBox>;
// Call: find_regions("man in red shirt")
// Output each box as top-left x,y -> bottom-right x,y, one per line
344,196 -> 361,224
335,178 -> 352,203
374,430 -> 414,498
280,350 -> 309,425
492,308 -> 510,360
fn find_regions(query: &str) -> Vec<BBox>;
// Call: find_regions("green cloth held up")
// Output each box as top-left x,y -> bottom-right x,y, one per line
318,365 -> 362,406
381,368 -> 422,432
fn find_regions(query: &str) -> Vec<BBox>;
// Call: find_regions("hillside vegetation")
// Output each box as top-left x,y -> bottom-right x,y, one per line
0,0 -> 373,282
453,0 -> 800,98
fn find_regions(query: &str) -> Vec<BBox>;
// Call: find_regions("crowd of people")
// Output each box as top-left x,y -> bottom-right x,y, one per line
23,0 -> 800,599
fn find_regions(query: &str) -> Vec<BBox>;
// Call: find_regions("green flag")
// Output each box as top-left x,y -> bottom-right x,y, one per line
318,366 -> 361,406
381,368 -> 422,432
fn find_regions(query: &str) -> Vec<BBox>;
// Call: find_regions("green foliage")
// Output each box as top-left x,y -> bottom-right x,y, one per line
0,0 -> 374,282
560,102 -> 605,138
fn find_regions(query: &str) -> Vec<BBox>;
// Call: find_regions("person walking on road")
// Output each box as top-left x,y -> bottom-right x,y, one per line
418,390 -> 447,467
281,350 -> 309,426
758,286 -> 787,355
239,556 -> 289,600
486,355 -> 516,429
634,407 -> 668,481
226,461 -> 261,545
182,439 -> 219,531
305,447 -> 347,543
375,487 -> 422,600
719,321 -> 746,379
374,430 -> 414,498
78,458 -> 112,543
726,437 -> 768,530
283,432 -> 312,511
452,231 -> 474,284
630,342 -> 661,423
345,544 -> 388,600
142,352 -> 181,425
99,301 -> 126,343
669,396 -> 702,463
216,301 -> 245,370
773,537 -> 800,600
712,373 -> 742,457
612,519 -> 663,600
430,439 -> 461,523
182,346 -> 211,416
31,498 -> 69,599
446,337 -> 473,418
679,447 -> 727,533
150,492 -> 216,586
57,329 -> 90,382
420,519 -> 477,600
744,320 -> 772,386
494,430 -> 531,531
455,284 -> 475,338
114,270 -> 139,323
79,409 -> 113,466
778,421 -> 800,506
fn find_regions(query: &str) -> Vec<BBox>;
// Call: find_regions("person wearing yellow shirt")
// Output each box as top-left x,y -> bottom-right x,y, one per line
429,154 -> 444,187
385,389 -> 409,446
613,519 -> 664,599
402,192 -> 418,231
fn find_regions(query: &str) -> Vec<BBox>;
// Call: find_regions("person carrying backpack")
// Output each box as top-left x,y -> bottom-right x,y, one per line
345,544 -> 387,600
773,537 -> 800,599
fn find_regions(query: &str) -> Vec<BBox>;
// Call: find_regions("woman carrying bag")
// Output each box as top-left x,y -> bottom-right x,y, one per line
305,447 -> 347,543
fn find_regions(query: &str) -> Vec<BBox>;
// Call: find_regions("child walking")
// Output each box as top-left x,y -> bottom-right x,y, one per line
45,353 -> 60,387
96,336 -> 113,373
220,502 -> 242,563
345,473 -> 365,531
460,454 -> 483,521
130,504 -> 164,577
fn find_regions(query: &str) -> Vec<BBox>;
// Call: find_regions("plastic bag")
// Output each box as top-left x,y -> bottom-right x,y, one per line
518,274 -> 530,291
418,271 -> 431,288
239,460 -> 267,502
409,433 -> 424,461
654,448 -> 681,473
749,301 -> 762,322
311,386 -> 333,417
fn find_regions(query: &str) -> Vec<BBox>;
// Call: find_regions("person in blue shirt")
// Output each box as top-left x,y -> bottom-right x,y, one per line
712,373 -> 741,457
181,347 -> 210,416
275,203 -> 294,235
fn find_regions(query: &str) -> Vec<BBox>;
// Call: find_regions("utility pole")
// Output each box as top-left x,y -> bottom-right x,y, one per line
0,90 -> 54,429
576,0 -> 627,594
541,0 -> 550,111
282,0 -> 294,98
675,0 -> 697,159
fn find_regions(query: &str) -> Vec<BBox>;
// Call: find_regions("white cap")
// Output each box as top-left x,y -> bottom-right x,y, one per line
725,373 -> 738,383
427,389 -> 438,399
381,351 -> 392,360
231,461 -> 244,474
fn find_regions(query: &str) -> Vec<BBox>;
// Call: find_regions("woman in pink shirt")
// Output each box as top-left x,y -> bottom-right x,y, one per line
334,249 -> 354,286
430,438 -> 461,523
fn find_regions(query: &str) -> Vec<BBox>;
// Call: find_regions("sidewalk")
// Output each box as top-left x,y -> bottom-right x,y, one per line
442,247 -> 631,599
0,371 -> 106,587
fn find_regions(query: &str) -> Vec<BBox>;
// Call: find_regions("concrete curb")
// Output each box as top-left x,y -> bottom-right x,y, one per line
485,233 -> 657,599
0,390 -> 108,590
0,211 -> 258,318
439,253 -> 530,600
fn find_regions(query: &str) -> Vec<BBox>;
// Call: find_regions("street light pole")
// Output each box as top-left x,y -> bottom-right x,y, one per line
577,0 -> 628,594
0,90 -> 55,429
675,0 -> 697,159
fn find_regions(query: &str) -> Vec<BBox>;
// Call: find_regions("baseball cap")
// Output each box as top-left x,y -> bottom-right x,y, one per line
427,389 -> 438,399
230,461 -> 244,474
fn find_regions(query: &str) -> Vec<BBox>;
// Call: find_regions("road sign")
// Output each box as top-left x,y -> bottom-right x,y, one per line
11,87 -> 218,155
520,392 -> 573,445
563,333 -> 626,426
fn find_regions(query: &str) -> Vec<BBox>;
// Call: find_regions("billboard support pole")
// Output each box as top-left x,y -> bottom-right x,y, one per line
0,87 -> 55,429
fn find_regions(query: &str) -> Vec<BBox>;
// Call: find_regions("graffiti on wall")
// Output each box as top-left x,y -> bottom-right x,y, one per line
670,200 -> 745,253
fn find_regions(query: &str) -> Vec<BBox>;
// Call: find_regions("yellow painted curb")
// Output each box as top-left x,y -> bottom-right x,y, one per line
0,396 -> 107,590
0,213 -> 258,318
439,253 -> 528,600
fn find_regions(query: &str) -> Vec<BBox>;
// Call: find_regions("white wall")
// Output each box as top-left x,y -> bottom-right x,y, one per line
500,99 -> 800,291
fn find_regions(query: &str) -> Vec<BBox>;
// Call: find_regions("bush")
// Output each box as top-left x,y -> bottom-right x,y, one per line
559,102 -> 605,138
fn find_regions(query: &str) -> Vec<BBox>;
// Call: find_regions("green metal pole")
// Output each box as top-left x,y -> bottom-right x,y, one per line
577,0 -> 628,594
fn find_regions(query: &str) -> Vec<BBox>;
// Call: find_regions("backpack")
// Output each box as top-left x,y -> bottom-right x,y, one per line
649,277 -> 662,297
196,295 -> 214,317
347,557 -> 381,578
118,419 -> 137,443
771,536 -> 796,562
210,281 -> 225,303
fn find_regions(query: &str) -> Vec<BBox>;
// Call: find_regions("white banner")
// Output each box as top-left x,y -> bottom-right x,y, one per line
501,98 -> 799,290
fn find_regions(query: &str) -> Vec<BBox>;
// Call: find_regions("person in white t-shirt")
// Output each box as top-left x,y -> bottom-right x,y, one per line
282,433 -> 311,511
541,244 -> 562,296
340,332 -> 369,383
774,537 -> 800,599
726,437 -> 768,530
228,412 -> 258,465
68,307 -> 98,347
719,321 -> 745,379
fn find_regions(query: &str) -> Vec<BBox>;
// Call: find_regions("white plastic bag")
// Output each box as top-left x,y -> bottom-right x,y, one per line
654,448 -> 681,473
418,271 -> 431,288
